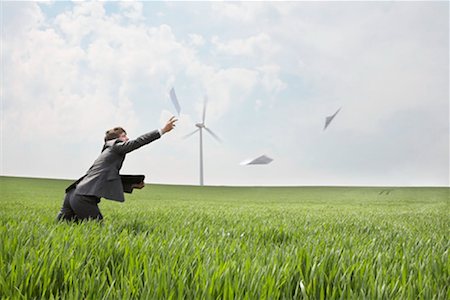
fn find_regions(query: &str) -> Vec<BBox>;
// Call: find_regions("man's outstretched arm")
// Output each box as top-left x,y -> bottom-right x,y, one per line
112,116 -> 178,154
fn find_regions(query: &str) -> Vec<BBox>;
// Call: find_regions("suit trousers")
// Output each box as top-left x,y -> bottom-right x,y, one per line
56,188 -> 103,221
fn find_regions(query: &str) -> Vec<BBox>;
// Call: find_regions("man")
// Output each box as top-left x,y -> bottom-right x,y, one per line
56,116 -> 177,222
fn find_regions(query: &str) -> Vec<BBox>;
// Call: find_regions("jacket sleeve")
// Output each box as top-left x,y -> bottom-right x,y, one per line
111,130 -> 161,155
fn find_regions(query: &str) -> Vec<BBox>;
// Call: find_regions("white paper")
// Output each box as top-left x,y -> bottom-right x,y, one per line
240,154 -> 273,165
324,107 -> 341,130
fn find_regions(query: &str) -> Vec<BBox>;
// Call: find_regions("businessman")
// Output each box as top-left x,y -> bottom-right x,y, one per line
56,116 -> 177,222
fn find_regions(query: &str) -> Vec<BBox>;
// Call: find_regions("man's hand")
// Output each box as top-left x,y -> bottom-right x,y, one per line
131,181 -> 145,189
162,116 -> 178,134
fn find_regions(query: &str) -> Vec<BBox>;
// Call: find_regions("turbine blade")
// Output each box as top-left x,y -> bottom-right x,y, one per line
202,96 -> 208,124
204,127 -> 222,143
182,129 -> 199,139
169,87 -> 181,116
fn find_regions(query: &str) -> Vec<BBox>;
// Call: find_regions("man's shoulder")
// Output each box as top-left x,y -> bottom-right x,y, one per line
103,139 -> 123,149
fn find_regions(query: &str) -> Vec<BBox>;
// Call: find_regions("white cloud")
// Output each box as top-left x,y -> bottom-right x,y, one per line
2,2 -> 44,37
188,33 -> 205,47
212,33 -> 277,58
210,2 -> 271,23
118,1 -> 144,22
257,64 -> 287,94
209,33 -> 286,104
2,3 -> 262,166
255,99 -> 263,111
203,68 -> 259,122
4,3 -> 177,147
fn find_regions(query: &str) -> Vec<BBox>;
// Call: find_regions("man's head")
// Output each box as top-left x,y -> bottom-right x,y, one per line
104,127 -> 129,142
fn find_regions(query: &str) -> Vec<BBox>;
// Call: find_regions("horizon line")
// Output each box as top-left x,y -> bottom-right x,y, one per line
1,175 -> 448,189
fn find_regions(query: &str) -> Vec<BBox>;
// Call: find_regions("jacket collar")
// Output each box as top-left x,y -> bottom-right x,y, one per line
102,139 -> 119,152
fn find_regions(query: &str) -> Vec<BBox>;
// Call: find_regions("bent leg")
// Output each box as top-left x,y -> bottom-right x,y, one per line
56,189 -> 77,221
70,194 -> 103,221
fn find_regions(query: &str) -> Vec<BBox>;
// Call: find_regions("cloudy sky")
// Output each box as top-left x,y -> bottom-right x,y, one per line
2,1 -> 449,186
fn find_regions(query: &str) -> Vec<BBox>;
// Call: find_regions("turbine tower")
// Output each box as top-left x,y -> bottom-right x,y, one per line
184,96 -> 221,186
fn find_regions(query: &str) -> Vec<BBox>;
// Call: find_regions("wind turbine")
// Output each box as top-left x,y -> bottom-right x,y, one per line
184,96 -> 221,186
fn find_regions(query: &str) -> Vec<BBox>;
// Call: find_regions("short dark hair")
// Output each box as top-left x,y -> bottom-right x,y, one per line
104,127 -> 127,142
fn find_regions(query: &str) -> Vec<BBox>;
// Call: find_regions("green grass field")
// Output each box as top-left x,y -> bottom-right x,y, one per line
0,176 -> 448,299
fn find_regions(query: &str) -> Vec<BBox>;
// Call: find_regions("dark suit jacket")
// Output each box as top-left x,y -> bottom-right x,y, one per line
67,130 -> 161,202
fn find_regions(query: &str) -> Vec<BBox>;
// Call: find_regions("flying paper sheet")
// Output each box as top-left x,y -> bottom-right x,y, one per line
240,155 -> 273,165
169,87 -> 181,116
324,107 -> 341,130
